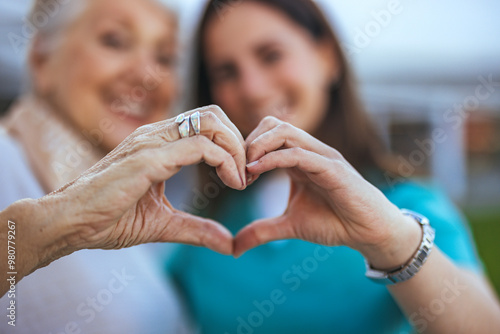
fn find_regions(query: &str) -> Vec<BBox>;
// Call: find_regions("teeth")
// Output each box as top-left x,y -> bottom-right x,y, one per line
125,102 -> 145,117
109,97 -> 148,120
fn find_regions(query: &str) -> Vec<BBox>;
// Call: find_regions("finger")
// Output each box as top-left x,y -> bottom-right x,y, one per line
233,215 -> 295,257
244,116 -> 284,185
160,107 -> 247,188
164,107 -> 245,152
174,105 -> 246,155
169,136 -> 243,189
198,110 -> 246,188
161,210 -> 234,255
247,148 -> 361,191
247,148 -> 330,175
134,135 -> 243,190
105,106 -> 247,188
245,116 -> 282,147
197,105 -> 246,147
247,121 -> 338,164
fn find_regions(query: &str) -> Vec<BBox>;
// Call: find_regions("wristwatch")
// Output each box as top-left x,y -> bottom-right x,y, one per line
365,209 -> 436,285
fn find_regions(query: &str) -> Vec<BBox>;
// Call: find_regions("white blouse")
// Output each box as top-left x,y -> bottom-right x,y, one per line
0,131 -> 195,334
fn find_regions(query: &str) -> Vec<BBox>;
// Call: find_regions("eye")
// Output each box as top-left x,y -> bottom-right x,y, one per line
262,49 -> 282,65
100,32 -> 128,50
211,64 -> 238,83
157,53 -> 176,67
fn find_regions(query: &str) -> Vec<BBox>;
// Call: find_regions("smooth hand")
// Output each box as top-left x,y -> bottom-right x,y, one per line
235,117 -> 421,268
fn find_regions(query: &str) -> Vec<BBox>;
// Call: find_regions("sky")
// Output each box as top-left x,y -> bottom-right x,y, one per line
1,0 -> 499,97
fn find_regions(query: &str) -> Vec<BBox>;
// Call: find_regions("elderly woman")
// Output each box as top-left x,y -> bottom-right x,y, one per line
0,0 -> 228,332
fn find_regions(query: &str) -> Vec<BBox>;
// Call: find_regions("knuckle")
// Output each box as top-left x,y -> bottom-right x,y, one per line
332,150 -> 345,161
247,138 -> 263,153
217,152 -> 234,169
262,115 -> 280,126
202,111 -> 220,126
161,123 -> 178,142
330,159 -> 349,173
201,112 -> 225,141
206,104 -> 224,116
128,136 -> 150,154
192,136 -> 215,154
290,147 -> 304,155
127,149 -> 155,170
276,122 -> 294,133
134,149 -> 152,162
190,134 -> 211,148
134,123 -> 155,136
250,224 -> 268,245
219,148 -> 233,161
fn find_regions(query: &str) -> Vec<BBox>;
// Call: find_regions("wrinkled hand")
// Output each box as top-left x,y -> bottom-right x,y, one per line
45,105 -> 247,257
234,117 -> 418,266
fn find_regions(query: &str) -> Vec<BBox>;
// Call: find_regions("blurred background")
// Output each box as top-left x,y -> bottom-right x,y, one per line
1,0 -> 499,292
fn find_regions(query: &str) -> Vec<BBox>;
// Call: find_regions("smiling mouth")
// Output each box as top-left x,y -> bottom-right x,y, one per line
105,93 -> 153,123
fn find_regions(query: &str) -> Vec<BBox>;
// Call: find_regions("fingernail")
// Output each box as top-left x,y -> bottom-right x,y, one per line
246,161 -> 259,168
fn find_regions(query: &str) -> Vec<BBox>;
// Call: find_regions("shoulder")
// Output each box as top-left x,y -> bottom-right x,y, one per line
0,128 -> 45,210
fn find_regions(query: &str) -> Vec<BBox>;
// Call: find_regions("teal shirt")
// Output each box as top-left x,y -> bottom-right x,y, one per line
168,181 -> 481,334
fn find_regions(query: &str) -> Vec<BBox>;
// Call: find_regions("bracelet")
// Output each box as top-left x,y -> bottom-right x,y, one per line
365,209 -> 435,285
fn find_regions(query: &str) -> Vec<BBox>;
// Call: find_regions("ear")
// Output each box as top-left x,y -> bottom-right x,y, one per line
316,38 -> 342,84
29,35 -> 54,96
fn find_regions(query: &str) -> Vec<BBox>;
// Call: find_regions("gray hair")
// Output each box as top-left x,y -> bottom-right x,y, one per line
28,0 -> 86,55
29,0 -> 178,55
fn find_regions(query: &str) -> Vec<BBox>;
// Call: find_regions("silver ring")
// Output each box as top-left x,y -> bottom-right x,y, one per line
190,111 -> 201,135
175,113 -> 190,138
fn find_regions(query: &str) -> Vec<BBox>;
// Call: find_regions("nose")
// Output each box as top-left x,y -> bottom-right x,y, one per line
126,50 -> 157,87
237,63 -> 273,105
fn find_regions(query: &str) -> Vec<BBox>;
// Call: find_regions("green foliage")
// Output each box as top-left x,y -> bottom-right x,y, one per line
465,208 -> 500,296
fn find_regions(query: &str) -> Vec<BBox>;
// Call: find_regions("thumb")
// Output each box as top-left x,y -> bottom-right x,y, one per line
159,211 -> 234,255
233,215 -> 295,258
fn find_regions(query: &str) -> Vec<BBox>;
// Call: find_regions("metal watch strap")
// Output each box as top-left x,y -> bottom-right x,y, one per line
365,209 -> 436,285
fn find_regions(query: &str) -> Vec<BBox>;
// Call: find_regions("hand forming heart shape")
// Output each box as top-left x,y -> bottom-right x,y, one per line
233,116 -> 418,269
45,105 -> 417,272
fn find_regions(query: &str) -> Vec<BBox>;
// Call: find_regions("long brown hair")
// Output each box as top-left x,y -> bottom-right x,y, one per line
192,0 -> 395,216
195,0 -> 392,172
